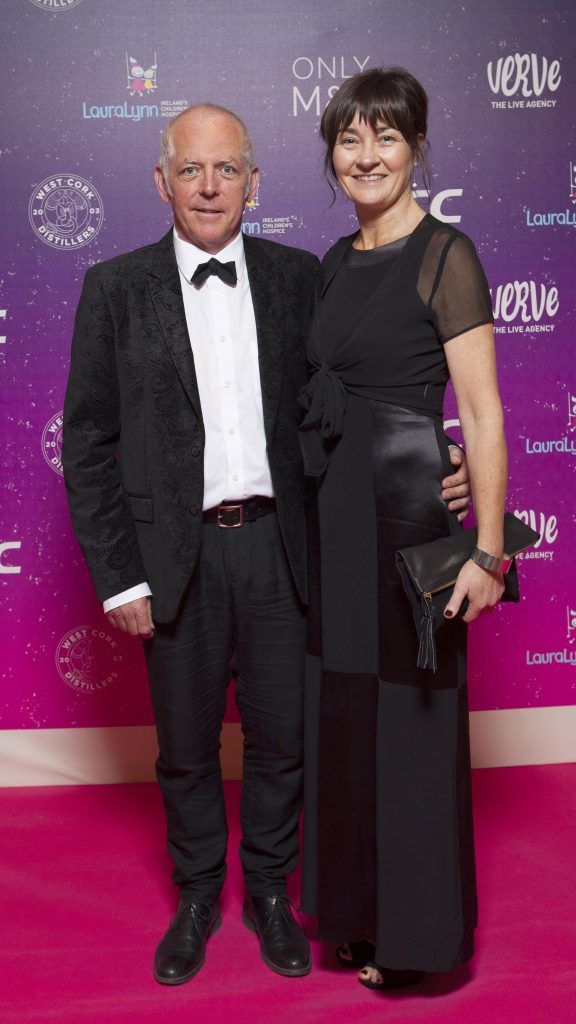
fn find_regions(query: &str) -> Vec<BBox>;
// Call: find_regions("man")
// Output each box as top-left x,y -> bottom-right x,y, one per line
62,104 -> 470,985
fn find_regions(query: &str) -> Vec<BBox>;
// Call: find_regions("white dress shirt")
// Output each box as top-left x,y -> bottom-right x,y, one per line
103,229 -> 274,613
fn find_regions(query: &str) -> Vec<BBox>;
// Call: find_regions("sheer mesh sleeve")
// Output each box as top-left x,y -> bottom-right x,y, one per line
421,233 -> 494,344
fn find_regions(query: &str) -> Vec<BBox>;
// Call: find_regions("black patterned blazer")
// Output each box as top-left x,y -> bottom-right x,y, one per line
62,229 -> 320,622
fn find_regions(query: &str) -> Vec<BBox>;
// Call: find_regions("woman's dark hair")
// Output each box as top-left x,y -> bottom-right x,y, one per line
320,66 -> 431,201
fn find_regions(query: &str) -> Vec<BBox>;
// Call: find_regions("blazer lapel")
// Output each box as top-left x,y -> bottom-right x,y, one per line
244,235 -> 283,441
147,230 -> 203,423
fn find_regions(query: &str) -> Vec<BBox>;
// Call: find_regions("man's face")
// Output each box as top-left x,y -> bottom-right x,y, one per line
155,111 -> 259,254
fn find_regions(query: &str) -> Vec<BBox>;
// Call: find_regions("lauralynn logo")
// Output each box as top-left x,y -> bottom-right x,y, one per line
525,163 -> 576,228
245,185 -> 260,211
526,608 -> 576,667
524,391 -> 576,456
491,279 -> 559,336
30,0 -> 84,10
82,53 -> 158,121
56,625 -> 123,693
243,184 -> 261,234
242,184 -> 305,238
29,175 -> 103,249
82,52 -> 186,122
569,392 -> 576,432
487,52 -> 561,109
42,411 -> 64,475
570,161 -> 576,204
126,54 -> 157,96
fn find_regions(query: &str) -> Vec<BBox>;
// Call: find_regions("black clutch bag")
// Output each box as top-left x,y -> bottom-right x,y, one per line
395,513 -> 540,672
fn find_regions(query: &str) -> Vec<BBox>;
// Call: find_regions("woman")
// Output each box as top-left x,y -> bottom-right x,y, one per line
299,67 -> 507,990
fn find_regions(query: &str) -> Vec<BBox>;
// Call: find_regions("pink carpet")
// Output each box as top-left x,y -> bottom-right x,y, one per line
1,764 -> 575,1024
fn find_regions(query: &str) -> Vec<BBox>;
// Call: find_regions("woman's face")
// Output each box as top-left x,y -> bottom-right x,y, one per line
331,112 -> 416,214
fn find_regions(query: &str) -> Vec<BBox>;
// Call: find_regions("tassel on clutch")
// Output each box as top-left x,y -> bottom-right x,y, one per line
395,513 -> 540,672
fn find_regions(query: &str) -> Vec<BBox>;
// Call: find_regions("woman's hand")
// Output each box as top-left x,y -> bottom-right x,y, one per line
444,559 -> 505,624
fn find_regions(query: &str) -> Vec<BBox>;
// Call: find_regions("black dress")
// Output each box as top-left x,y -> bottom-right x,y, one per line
299,214 -> 494,972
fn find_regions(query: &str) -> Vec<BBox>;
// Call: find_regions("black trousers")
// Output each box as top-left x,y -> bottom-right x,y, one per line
143,511 -> 306,902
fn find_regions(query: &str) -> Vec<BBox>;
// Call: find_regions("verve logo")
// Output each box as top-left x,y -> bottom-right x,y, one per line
487,53 -> 561,97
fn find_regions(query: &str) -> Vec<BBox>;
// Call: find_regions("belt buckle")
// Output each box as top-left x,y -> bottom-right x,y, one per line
217,503 -> 244,528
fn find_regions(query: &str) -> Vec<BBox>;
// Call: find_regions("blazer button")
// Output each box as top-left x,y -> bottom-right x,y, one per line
190,504 -> 200,516
191,445 -> 201,457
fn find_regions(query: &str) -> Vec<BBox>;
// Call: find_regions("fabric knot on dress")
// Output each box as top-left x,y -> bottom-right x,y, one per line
299,365 -> 348,439
298,365 -> 348,477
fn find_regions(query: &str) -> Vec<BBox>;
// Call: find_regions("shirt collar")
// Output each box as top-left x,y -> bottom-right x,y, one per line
173,228 -> 246,284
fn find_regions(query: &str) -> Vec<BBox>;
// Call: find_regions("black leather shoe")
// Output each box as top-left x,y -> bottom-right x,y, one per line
242,895 -> 311,977
153,898 -> 222,985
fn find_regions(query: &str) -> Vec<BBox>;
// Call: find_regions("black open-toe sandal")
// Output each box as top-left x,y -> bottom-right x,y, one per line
358,962 -> 425,991
336,940 -> 376,968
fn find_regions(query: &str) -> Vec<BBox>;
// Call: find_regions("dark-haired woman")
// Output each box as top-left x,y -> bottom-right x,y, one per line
299,67 -> 507,990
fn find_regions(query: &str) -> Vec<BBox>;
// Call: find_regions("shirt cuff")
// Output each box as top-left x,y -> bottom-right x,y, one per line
103,583 -> 152,613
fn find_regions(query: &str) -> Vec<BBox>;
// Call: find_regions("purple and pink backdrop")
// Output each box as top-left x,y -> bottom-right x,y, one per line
1,0 -> 574,761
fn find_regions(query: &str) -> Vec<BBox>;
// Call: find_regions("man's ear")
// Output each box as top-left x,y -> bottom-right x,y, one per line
155,166 -> 172,204
246,166 -> 260,204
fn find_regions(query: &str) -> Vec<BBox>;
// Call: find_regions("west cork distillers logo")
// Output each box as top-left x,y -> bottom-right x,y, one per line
525,607 -> 576,667
29,175 -> 103,249
487,52 -> 561,109
56,625 -> 123,693
524,391 -> 576,456
525,162 -> 576,229
82,52 -> 186,122
30,0 -> 84,10
491,280 -> 559,336
42,411 -> 64,475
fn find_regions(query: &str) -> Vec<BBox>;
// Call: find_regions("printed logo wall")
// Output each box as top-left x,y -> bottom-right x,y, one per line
1,0 -> 574,738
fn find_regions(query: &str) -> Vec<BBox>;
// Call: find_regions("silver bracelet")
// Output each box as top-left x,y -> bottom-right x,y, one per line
470,546 -> 513,575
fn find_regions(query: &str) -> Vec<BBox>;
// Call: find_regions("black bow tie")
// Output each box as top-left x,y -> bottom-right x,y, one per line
191,258 -> 237,288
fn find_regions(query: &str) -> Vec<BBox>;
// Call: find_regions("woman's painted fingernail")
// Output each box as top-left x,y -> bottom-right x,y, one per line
445,610 -> 454,618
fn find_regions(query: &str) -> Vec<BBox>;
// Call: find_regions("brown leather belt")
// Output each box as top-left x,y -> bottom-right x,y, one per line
202,496 -> 276,529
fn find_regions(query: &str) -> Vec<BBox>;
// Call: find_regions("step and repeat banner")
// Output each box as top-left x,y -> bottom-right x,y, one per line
1,0 -> 574,752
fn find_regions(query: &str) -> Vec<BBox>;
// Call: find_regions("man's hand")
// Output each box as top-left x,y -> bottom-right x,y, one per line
441,446 -> 471,522
106,596 -> 155,638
